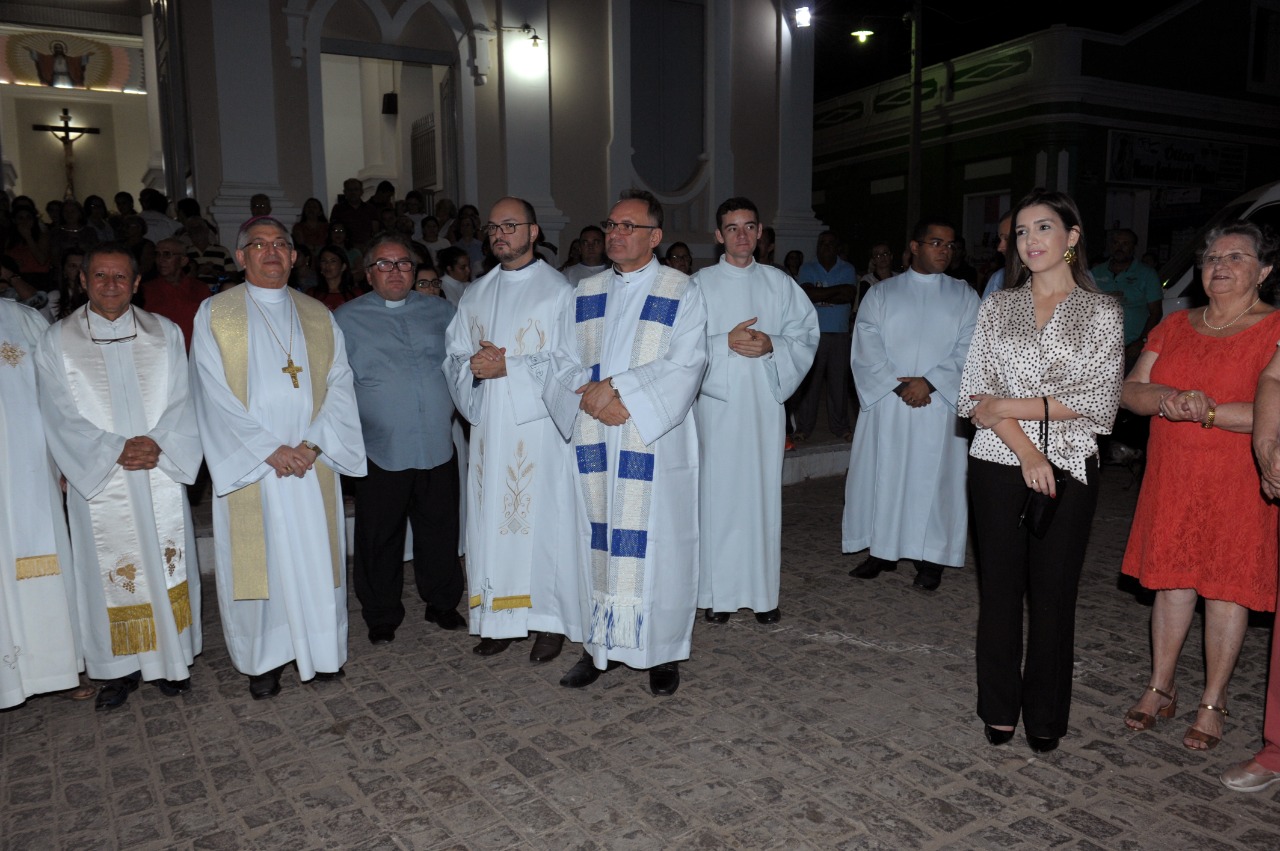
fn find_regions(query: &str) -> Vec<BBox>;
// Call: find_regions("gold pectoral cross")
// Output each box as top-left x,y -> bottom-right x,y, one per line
282,357 -> 303,388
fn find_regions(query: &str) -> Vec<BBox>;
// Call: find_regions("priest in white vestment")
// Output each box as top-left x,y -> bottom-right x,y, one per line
36,245 -> 203,710
1,299 -> 86,708
544,191 -> 707,697
189,218 -> 366,700
445,198 -> 580,662
693,198 -> 819,623
843,220 -> 980,591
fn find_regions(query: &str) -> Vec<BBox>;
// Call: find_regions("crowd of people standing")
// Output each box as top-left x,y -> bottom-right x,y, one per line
3,180 -> 1280,793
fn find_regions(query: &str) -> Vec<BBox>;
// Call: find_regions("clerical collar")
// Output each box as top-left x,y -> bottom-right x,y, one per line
613,255 -> 657,286
501,256 -> 540,273
384,297 -> 406,309
247,281 -> 289,302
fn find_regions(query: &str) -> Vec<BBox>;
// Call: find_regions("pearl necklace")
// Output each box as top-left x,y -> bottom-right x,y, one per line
1203,295 -> 1260,331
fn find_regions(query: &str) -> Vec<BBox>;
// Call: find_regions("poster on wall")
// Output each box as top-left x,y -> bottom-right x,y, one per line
0,30 -> 146,93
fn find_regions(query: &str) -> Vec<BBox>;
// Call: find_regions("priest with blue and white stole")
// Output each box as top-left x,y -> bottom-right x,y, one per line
693,197 -> 818,625
543,189 -> 708,697
444,197 -> 579,663
843,219 -> 980,592
1,299 -> 86,708
190,217 -> 366,701
36,244 -> 204,711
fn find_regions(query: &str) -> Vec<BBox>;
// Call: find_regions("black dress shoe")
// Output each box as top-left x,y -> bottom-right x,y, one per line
368,626 -> 396,645
1027,734 -> 1059,754
649,662 -> 680,696
312,668 -> 345,682
425,606 -> 466,630
703,610 -> 730,624
755,608 -> 781,624
95,674 -> 140,711
912,570 -> 942,591
559,650 -> 620,688
529,632 -> 565,663
984,724 -> 1015,746
152,677 -> 191,697
248,666 -> 284,700
473,637 -> 513,656
849,556 -> 896,579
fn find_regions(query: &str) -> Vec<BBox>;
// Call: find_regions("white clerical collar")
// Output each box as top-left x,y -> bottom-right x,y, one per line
87,306 -> 136,331
718,256 -> 756,275
613,255 -> 658,287
247,282 -> 289,303
384,297 -> 406,309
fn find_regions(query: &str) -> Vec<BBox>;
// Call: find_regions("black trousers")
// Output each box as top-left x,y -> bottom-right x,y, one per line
353,457 -> 462,630
970,455 -> 1100,738
794,331 -> 852,437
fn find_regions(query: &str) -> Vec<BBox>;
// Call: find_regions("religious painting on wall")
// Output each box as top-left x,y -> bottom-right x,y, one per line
0,30 -> 146,93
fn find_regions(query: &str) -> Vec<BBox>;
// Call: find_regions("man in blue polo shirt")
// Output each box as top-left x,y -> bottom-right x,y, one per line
794,230 -> 857,441
335,233 -> 464,645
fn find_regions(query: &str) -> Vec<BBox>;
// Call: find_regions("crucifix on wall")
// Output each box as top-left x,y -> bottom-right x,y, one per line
31,108 -> 100,200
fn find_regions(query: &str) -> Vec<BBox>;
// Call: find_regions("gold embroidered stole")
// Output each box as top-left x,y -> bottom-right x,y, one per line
61,307 -> 191,655
207,284 -> 341,600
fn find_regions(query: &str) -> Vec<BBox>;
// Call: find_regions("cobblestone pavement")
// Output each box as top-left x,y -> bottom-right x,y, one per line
4,468 -> 1279,850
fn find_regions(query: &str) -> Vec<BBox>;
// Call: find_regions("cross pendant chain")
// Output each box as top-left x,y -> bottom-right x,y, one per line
282,356 -> 304,388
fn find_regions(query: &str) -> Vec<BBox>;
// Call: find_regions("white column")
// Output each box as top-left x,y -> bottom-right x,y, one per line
140,11 -> 166,192
771,9 -> 822,261
499,1 -> 566,250
206,0 -> 296,238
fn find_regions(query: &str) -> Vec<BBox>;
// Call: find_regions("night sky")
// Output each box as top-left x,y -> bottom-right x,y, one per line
810,1 -> 1184,102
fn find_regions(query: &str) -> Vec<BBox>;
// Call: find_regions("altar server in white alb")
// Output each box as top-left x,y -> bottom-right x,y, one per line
693,197 -> 818,625
544,189 -> 708,697
844,218 -> 980,591
1,299 -> 86,708
190,217 -> 366,701
444,197 -> 579,663
36,244 -> 203,711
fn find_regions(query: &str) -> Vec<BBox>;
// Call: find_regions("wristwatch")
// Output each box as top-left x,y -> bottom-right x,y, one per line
301,440 -> 322,456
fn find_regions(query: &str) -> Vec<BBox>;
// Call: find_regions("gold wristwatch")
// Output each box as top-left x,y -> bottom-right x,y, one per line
302,440 -> 322,456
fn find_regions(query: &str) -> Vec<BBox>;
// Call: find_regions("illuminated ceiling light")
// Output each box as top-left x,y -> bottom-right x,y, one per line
851,29 -> 874,43
795,6 -> 812,28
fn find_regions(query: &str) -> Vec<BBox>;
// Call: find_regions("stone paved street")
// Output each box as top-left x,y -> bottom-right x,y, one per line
4,468 -> 1279,850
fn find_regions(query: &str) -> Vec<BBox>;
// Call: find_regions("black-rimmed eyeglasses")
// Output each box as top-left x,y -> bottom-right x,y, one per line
482,222 -> 533,236
601,220 -> 658,235
367,258 -> 415,272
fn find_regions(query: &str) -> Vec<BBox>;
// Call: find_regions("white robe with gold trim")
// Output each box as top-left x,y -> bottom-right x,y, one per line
190,284 -> 366,679
1,300 -> 79,706
36,306 -> 203,682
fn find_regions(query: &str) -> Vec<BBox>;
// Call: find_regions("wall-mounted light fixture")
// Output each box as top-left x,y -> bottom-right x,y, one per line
795,6 -> 812,28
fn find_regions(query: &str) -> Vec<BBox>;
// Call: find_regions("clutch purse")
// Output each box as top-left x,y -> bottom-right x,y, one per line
1018,396 -> 1068,539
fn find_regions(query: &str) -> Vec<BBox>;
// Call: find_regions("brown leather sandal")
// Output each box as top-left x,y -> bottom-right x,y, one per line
1124,685 -> 1177,731
1183,703 -> 1229,750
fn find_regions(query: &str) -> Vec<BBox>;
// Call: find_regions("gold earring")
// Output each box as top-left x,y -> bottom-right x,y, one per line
1063,245 -> 1077,265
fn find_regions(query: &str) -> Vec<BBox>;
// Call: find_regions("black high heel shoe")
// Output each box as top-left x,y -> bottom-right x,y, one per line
1026,734 -> 1059,753
984,724 -> 1015,746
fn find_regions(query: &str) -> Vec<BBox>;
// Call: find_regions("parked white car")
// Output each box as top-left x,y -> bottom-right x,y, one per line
1161,180 -> 1280,314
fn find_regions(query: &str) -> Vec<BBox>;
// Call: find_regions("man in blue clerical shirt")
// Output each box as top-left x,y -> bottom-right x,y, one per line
335,233 -> 464,645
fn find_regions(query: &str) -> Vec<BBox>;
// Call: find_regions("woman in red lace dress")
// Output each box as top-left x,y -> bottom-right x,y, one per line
1121,221 -> 1280,751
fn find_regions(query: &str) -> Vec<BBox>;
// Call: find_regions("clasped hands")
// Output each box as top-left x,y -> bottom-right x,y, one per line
266,442 -> 319,479
1158,388 -> 1214,423
728,317 -> 772,358
469,341 -> 507,380
898,376 -> 932,408
577,378 -> 630,426
117,436 -> 162,471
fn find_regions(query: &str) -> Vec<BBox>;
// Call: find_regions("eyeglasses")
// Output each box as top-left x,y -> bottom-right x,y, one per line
921,239 -> 958,250
87,307 -> 138,345
367,258 -> 415,272
415,278 -> 441,287
602,220 -> 658,235
244,239 -> 291,252
482,222 -> 532,236
1202,252 -> 1258,267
